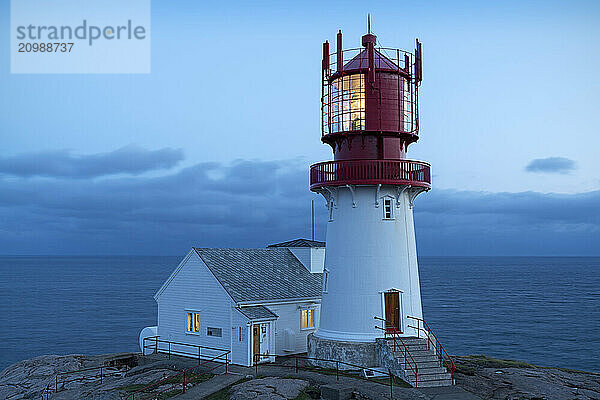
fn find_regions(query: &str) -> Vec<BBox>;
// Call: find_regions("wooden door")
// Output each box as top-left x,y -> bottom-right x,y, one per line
384,291 -> 401,333
252,325 -> 260,363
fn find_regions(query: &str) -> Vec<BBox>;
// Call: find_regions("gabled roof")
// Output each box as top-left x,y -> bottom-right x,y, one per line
193,248 -> 322,303
267,238 -> 326,248
237,305 -> 278,321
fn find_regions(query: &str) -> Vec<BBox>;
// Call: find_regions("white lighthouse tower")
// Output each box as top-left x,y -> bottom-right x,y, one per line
308,28 -> 430,357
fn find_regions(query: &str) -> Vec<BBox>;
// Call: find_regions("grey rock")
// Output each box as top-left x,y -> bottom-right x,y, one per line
454,355 -> 600,400
230,377 -> 309,399
321,383 -> 354,400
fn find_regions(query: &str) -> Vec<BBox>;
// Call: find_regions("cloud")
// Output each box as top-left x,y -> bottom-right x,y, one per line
0,145 -> 184,178
525,157 -> 576,174
0,157 -> 597,256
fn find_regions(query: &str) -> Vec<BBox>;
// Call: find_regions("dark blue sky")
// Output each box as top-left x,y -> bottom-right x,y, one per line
1,1 -> 599,255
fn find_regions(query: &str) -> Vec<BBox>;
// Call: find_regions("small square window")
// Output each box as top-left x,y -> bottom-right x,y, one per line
301,309 -> 315,329
207,327 -> 222,337
383,198 -> 394,219
187,312 -> 199,333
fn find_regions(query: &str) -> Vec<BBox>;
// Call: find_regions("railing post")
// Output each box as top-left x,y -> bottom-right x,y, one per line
142,338 -> 145,356
168,342 -> 171,360
100,366 -> 103,384
255,355 -> 258,375
226,354 -> 229,373
336,361 -> 339,381
183,371 -> 186,393
55,375 -> 58,392
295,357 -> 298,374
198,347 -> 201,365
388,369 -> 393,400
155,336 -> 158,354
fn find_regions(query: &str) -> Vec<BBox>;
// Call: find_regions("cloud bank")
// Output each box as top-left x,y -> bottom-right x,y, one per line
0,156 -> 597,256
525,157 -> 576,174
0,145 -> 183,178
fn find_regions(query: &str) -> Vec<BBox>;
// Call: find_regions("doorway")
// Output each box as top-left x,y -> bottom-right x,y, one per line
252,323 -> 270,364
384,291 -> 402,334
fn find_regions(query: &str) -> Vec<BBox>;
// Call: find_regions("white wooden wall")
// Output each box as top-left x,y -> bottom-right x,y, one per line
267,302 -> 321,355
156,252 -> 238,362
231,308 -> 250,365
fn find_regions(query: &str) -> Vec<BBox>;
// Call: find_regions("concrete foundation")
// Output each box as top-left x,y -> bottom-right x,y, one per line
307,333 -> 377,369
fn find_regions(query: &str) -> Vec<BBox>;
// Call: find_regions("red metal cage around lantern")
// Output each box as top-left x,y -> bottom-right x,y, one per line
321,39 -> 422,139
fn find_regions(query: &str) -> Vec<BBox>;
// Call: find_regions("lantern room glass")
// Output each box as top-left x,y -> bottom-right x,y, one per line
327,73 -> 365,133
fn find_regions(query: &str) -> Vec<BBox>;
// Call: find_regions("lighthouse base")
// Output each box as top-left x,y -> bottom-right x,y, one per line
307,333 -> 377,369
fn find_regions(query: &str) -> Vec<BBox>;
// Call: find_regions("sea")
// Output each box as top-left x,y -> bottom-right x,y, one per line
0,256 -> 599,373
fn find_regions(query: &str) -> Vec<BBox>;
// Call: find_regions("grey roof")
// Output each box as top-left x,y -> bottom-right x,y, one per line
237,305 -> 278,320
267,238 -> 325,248
193,248 -> 322,303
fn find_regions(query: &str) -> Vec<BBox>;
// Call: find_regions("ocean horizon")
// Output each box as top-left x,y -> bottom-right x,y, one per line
1,255 -> 598,373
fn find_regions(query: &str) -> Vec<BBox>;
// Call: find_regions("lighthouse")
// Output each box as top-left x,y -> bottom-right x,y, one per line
308,27 -> 431,361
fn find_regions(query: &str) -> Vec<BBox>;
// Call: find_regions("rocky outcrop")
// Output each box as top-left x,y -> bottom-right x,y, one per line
230,377 -> 310,400
0,353 -> 180,400
454,355 -> 600,400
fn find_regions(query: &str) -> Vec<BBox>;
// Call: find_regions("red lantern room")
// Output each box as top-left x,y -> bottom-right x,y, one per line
311,28 -> 430,191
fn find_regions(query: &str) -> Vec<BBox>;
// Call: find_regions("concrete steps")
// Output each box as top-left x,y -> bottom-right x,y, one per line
379,337 -> 453,388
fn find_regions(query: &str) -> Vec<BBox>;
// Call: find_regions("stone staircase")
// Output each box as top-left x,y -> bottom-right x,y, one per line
376,336 -> 453,388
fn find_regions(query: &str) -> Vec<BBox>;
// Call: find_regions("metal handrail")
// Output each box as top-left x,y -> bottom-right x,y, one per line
406,315 -> 455,384
126,350 -> 230,400
142,336 -> 226,363
41,364 -> 122,399
374,316 -> 419,387
251,352 -> 400,400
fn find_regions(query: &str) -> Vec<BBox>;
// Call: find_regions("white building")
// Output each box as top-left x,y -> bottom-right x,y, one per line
140,239 -> 325,366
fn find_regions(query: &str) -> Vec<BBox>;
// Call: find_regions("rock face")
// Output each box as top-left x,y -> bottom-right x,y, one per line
230,377 -> 309,400
0,353 -> 181,400
454,355 -> 600,400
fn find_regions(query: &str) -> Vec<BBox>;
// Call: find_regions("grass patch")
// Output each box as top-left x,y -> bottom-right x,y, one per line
293,385 -> 321,400
118,383 -> 148,392
464,355 -> 533,369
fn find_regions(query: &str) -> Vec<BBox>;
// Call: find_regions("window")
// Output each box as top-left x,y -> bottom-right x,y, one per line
207,327 -> 222,337
238,326 -> 243,342
186,312 -> 199,333
301,309 -> 315,329
322,269 -> 329,293
383,198 -> 394,219
327,74 -> 366,134
328,202 -> 334,221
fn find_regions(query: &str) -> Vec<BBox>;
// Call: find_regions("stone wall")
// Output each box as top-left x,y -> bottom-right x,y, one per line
307,333 -> 377,370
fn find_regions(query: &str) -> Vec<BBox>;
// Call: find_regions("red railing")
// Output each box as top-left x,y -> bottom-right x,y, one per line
374,316 -> 419,387
125,350 -> 230,400
310,159 -> 430,190
251,352 -> 401,399
406,315 -> 455,384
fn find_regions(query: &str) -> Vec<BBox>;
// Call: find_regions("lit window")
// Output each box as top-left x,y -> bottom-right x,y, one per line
329,74 -> 365,133
322,269 -> 329,293
383,198 -> 394,219
187,312 -> 199,333
207,327 -> 222,337
301,309 -> 315,329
